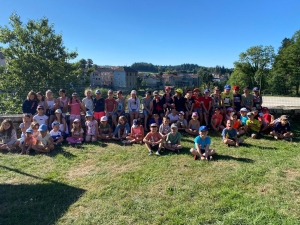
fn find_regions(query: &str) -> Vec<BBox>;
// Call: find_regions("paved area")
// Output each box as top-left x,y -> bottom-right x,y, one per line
262,96 -> 300,108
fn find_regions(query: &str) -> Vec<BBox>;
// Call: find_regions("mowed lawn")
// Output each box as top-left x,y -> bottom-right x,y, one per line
1,123 -> 300,225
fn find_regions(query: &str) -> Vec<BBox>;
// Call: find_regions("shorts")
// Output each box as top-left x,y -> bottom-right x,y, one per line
70,114 -> 81,121
152,109 -> 164,115
46,109 -> 55,116
94,111 -> 105,120
143,109 -> 149,115
191,148 -> 205,154
106,112 -> 114,117
113,110 -> 125,117
150,144 -> 159,151
130,109 -> 137,113
193,108 -> 202,115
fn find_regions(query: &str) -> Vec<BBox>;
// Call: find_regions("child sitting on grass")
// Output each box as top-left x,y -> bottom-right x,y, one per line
98,116 -> 113,140
50,121 -> 64,145
260,107 -> 275,134
66,119 -> 84,144
270,115 -> 293,141
167,108 -> 179,124
149,113 -> 162,127
185,112 -> 200,135
190,126 -> 215,161
176,111 -> 187,131
164,124 -> 182,153
85,111 -> 98,142
159,116 -> 171,140
211,107 -> 224,132
143,123 -> 163,156
231,112 -> 244,136
32,124 -> 54,153
222,120 -> 244,147
112,116 -> 130,140
20,128 -> 36,155
124,119 -> 144,144
245,112 -> 261,139
0,119 -> 18,151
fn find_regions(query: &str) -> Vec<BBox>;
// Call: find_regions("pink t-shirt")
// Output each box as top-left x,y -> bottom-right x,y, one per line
85,120 -> 98,135
132,125 -> 143,138
68,100 -> 81,115
105,98 -> 116,112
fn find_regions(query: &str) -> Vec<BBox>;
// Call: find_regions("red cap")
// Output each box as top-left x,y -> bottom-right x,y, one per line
262,107 -> 269,111
233,85 -> 239,90
186,89 -> 192,93
193,88 -> 200,92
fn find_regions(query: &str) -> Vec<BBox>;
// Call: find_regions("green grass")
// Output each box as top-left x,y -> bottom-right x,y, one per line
1,124 -> 300,224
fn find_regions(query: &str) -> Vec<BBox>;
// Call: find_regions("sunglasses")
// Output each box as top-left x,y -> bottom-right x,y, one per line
73,122 -> 79,124
38,108 -> 44,110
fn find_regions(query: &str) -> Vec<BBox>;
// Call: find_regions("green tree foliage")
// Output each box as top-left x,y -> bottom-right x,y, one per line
197,68 -> 214,89
270,31 -> 300,95
229,45 -> 275,90
0,13 -> 82,98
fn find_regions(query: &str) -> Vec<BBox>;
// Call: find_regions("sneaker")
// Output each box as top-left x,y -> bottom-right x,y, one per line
155,151 -> 160,156
148,151 -> 153,155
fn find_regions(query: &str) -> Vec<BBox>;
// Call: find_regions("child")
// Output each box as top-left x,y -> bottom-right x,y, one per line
222,120 -> 244,147
201,89 -> 212,126
260,107 -> 275,134
19,113 -> 32,146
231,112 -> 244,136
167,108 -> 179,124
143,123 -> 163,155
185,89 -> 194,121
185,112 -> 200,135
44,90 -> 56,126
223,107 -> 233,127
0,119 -> 18,150
159,117 -> 171,140
125,119 -> 144,144
172,88 -> 185,112
53,109 -> 68,138
152,91 -> 164,118
112,90 -> 126,128
221,85 -> 234,113
176,111 -> 188,131
66,119 -> 84,144
33,105 -> 49,126
245,112 -> 261,139
68,92 -> 85,131
105,90 -> 117,121
30,122 -> 40,140
112,116 -> 130,140
164,124 -> 182,153
50,121 -> 63,145
211,107 -> 224,132
20,128 -> 36,155
233,86 -> 242,112
242,87 -> 253,111
82,89 -> 93,113
210,86 -> 222,112
253,87 -> 263,110
22,91 -> 38,115
99,116 -> 113,140
57,89 -> 69,117
193,88 -> 203,123
85,111 -> 98,142
37,91 -> 45,107
32,124 -> 54,153
161,86 -> 173,112
190,126 -> 215,160
270,115 -> 293,141
149,113 -> 162,126
142,91 -> 153,132
128,90 -> 140,126
93,89 -> 105,124
240,107 -> 248,126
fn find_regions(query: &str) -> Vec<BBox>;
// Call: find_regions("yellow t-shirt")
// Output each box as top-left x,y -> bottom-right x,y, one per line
221,92 -> 233,107
246,119 -> 260,132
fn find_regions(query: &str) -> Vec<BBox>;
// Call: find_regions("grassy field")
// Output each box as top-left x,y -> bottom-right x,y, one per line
1,124 -> 300,225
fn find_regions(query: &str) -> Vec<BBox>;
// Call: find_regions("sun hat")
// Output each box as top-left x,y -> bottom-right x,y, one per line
262,107 -> 269,111
37,105 -> 44,109
165,86 -> 171,91
52,121 -> 60,127
199,126 -> 208,132
108,89 -> 113,93
55,109 -> 62,114
227,107 -> 233,111
100,116 -> 108,121
38,124 -> 48,131
72,92 -> 78,97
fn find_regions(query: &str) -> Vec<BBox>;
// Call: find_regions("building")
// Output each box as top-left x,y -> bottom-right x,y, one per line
113,67 -> 138,90
0,52 -> 5,66
144,74 -> 163,88
90,67 -> 114,87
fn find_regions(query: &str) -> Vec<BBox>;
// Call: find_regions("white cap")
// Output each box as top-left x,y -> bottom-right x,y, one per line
100,116 -> 108,121
131,90 -> 137,94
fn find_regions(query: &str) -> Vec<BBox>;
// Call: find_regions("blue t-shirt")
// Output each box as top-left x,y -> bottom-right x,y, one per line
240,115 -> 248,125
93,98 -> 105,112
222,128 -> 237,139
274,122 -> 291,134
194,136 -> 211,150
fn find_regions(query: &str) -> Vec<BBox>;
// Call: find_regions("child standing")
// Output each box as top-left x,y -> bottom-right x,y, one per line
125,119 -> 144,144
66,119 -> 84,144
20,128 -> 36,155
50,122 -> 63,145
143,123 -> 163,155
233,86 -> 242,112
33,105 -> 49,126
57,89 -> 69,117
37,92 -> 45,108
112,90 -> 126,128
99,116 -> 113,140
185,89 -> 194,121
159,117 -> 171,140
0,119 -> 18,150
105,90 -> 117,121
242,87 -> 254,111
253,87 -> 263,110
270,115 -> 293,141
32,124 -> 54,153
173,88 -> 185,112
222,120 -> 244,147
185,112 -> 200,135
128,90 -> 140,126
82,89 -> 93,113
142,91 -> 153,132
22,91 -> 38,116
112,116 -> 130,140
190,126 -> 215,160
68,92 -> 85,131
93,89 -> 105,124
193,88 -> 203,123
165,124 -> 182,153
201,89 -> 212,126
44,90 -> 57,126
85,111 -> 98,142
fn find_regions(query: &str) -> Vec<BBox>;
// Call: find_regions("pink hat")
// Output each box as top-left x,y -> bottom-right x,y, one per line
192,112 -> 198,117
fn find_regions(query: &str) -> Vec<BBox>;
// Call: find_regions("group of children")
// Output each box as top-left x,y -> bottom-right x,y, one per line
0,85 -> 294,159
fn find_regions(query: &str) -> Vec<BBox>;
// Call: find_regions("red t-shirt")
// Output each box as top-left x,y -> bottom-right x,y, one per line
263,113 -> 272,123
211,114 -> 223,125
105,98 -> 116,112
192,96 -> 202,109
202,96 -> 212,110
144,132 -> 162,142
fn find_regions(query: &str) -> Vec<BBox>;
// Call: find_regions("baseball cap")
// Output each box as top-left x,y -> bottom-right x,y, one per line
55,109 -> 62,114
192,112 -> 198,117
150,123 -> 158,127
253,87 -> 259,91
186,89 -> 192,93
131,90 -> 137,95
52,121 -> 60,127
171,124 -> 178,129
108,89 -> 113,94
146,90 -> 152,95
153,91 -> 159,95
26,128 -> 33,133
280,115 -> 288,120
72,92 -> 78,97
95,89 -> 101,94
178,111 -> 185,115
85,111 -> 93,117
233,85 -> 239,90
227,107 -> 233,111
175,88 -> 183,94
100,116 -> 108,121
133,119 -> 140,125
215,107 -> 220,111
224,85 -> 231,90
262,107 -> 269,111
117,90 -> 122,94
73,119 -> 80,123
204,89 -> 210,93
199,126 -> 208,132
38,124 -> 48,131
37,105 -> 44,109
59,89 -> 66,93
247,112 -> 253,116
252,107 -> 258,112
243,86 -> 250,90
240,107 -> 248,112
193,88 -> 200,92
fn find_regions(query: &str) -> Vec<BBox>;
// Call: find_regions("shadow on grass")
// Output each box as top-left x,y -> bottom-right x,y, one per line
214,154 -> 254,163
0,165 -> 86,225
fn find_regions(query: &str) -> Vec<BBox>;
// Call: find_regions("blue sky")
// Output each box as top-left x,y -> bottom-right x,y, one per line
0,0 -> 300,68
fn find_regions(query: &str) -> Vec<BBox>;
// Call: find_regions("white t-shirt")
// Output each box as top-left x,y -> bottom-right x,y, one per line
82,98 -> 93,112
33,115 -> 49,125
168,113 -> 179,122
37,133 -> 51,146
50,130 -> 62,140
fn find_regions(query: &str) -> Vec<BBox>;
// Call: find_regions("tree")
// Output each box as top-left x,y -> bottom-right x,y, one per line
197,68 -> 213,89
230,45 -> 275,90
0,13 -> 79,98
